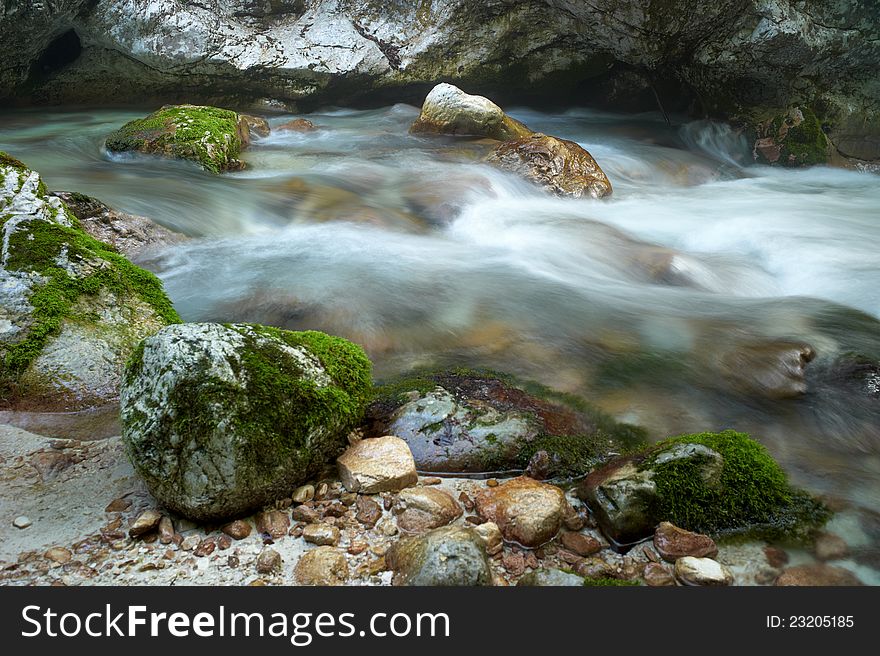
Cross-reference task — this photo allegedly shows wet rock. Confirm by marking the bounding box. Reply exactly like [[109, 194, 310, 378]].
[[158, 516, 175, 545], [217, 535, 232, 550], [393, 487, 463, 533], [386, 526, 492, 586], [292, 505, 321, 524], [775, 564, 863, 586], [44, 547, 72, 564], [52, 191, 185, 259], [487, 133, 612, 199], [560, 532, 602, 557], [409, 83, 532, 142], [120, 322, 371, 521], [674, 557, 733, 586], [764, 546, 789, 569], [303, 523, 341, 546], [278, 118, 317, 132], [525, 450, 553, 480], [337, 435, 418, 494], [255, 510, 290, 539], [752, 107, 830, 168], [240, 114, 270, 140], [474, 476, 565, 548], [517, 568, 585, 586], [355, 496, 382, 528], [643, 562, 676, 586], [813, 532, 849, 561], [193, 539, 216, 557], [294, 547, 349, 586], [473, 521, 503, 556], [129, 510, 162, 538], [255, 548, 281, 575], [653, 522, 718, 562], [13, 516, 32, 529], [502, 551, 526, 576], [180, 535, 201, 551], [708, 340, 816, 399], [292, 485, 315, 504], [222, 520, 252, 540], [574, 557, 617, 579]]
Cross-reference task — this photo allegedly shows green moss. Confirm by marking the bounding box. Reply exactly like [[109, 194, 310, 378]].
[[780, 107, 828, 167], [105, 105, 244, 174], [642, 430, 830, 540], [0, 150, 27, 170], [582, 577, 640, 587], [0, 200, 180, 383]]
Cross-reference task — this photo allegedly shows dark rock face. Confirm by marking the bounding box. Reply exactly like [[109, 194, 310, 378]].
[[1, 2, 877, 165]]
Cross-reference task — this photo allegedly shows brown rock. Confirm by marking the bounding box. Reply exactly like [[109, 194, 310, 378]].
[[775, 564, 863, 586], [348, 541, 368, 555], [525, 450, 552, 480], [303, 523, 341, 546], [255, 548, 282, 574], [292, 485, 315, 504], [474, 476, 565, 547], [222, 520, 252, 540], [129, 510, 162, 538], [562, 504, 586, 531], [294, 547, 349, 586], [337, 436, 418, 493], [420, 477, 442, 486], [355, 496, 382, 528], [643, 562, 676, 586], [653, 521, 718, 562], [291, 505, 321, 524], [813, 532, 849, 561], [502, 551, 526, 577], [278, 118, 317, 132], [241, 114, 270, 139], [193, 539, 216, 557], [574, 557, 617, 579], [255, 510, 290, 538], [217, 535, 232, 550], [393, 487, 462, 533], [158, 517, 174, 545], [560, 532, 602, 557], [711, 340, 816, 399], [764, 546, 789, 569], [473, 521, 503, 556], [487, 133, 612, 199], [458, 492, 474, 511], [105, 497, 132, 513], [44, 547, 72, 564]]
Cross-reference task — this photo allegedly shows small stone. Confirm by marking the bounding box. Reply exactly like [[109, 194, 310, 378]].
[[674, 556, 733, 586], [653, 521, 718, 562], [458, 492, 474, 511], [13, 516, 32, 529], [560, 532, 602, 557], [217, 535, 232, 550], [337, 436, 418, 493], [340, 492, 357, 506], [486, 479, 499, 487], [44, 547, 72, 564], [105, 497, 132, 513], [158, 517, 175, 545], [557, 549, 583, 565], [379, 518, 399, 537], [525, 450, 552, 480], [643, 546, 659, 562], [303, 523, 341, 546], [383, 495, 393, 511], [420, 477, 442, 486], [813, 532, 849, 561], [292, 505, 320, 524], [474, 476, 565, 547], [574, 557, 616, 579], [315, 482, 329, 500], [129, 510, 162, 538], [255, 548, 282, 574], [517, 568, 585, 586], [277, 118, 318, 132], [562, 504, 586, 531], [323, 502, 347, 518], [222, 520, 252, 540], [292, 485, 315, 504], [193, 539, 216, 557], [775, 563, 863, 586], [502, 551, 526, 576], [255, 510, 290, 538], [393, 487, 462, 533], [289, 525, 304, 538], [227, 555, 240, 568], [764, 546, 790, 569], [294, 547, 349, 585], [355, 496, 382, 528], [348, 541, 368, 555], [473, 521, 503, 555], [643, 562, 676, 586], [180, 535, 201, 551]]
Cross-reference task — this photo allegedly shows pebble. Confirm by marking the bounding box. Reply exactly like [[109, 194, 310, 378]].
[[643, 562, 676, 586], [813, 532, 849, 561], [255, 510, 290, 538], [355, 496, 382, 528], [292, 485, 315, 504], [294, 547, 349, 586], [458, 492, 474, 511], [128, 510, 162, 538], [104, 497, 132, 513], [255, 548, 282, 574], [486, 479, 499, 487], [560, 532, 602, 557], [13, 516, 32, 529], [337, 436, 419, 494], [502, 551, 526, 576], [775, 563, 863, 586], [474, 476, 566, 547], [158, 516, 175, 544], [222, 519, 252, 540], [193, 539, 216, 557], [180, 535, 201, 551], [763, 546, 789, 569], [348, 541, 368, 555], [473, 521, 503, 556], [44, 547, 72, 564], [303, 523, 341, 546], [421, 477, 442, 486], [291, 505, 320, 524], [393, 487, 463, 533], [653, 522, 718, 562], [674, 556, 733, 586], [217, 535, 232, 550]]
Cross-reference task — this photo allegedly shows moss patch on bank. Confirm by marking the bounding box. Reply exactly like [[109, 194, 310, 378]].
[[105, 105, 245, 174]]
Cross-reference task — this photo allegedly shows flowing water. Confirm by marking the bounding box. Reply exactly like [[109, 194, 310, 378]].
[[2, 105, 879, 548]]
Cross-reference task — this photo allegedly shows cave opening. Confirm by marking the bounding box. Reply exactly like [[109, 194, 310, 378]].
[[30, 29, 82, 80]]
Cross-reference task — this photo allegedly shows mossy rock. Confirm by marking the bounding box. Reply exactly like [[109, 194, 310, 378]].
[[367, 368, 646, 480], [0, 153, 179, 409], [752, 107, 830, 167], [120, 322, 372, 521], [577, 430, 829, 546], [105, 105, 251, 174]]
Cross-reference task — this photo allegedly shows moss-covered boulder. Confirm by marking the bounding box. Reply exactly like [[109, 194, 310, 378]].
[[487, 133, 613, 199], [752, 107, 831, 167], [409, 83, 532, 141], [367, 369, 645, 479], [105, 105, 259, 174], [577, 430, 829, 547], [120, 322, 372, 521], [0, 153, 179, 410]]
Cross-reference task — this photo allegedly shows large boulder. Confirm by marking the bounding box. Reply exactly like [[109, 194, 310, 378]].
[[368, 370, 645, 478], [386, 526, 492, 586], [577, 430, 830, 546], [0, 152, 179, 410], [487, 133, 613, 199], [120, 322, 372, 521], [105, 105, 262, 174], [410, 83, 532, 141]]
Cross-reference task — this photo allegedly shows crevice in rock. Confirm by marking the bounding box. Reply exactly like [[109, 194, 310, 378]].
[[29, 29, 82, 81]]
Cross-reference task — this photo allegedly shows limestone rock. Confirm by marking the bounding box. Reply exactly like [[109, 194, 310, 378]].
[[393, 487, 462, 533], [255, 548, 282, 575], [775, 564, 863, 586], [302, 523, 341, 546], [410, 84, 532, 141], [129, 509, 162, 537], [386, 526, 492, 586], [517, 568, 585, 586], [474, 476, 565, 548], [337, 435, 418, 494], [294, 547, 349, 586], [674, 556, 734, 586]]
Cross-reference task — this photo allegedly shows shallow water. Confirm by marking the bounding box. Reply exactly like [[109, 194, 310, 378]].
[[2, 104, 879, 532]]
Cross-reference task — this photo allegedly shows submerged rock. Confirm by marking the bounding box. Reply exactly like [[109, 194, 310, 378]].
[[706, 339, 816, 399], [277, 118, 318, 132], [474, 476, 566, 548], [120, 322, 372, 521], [368, 370, 645, 478], [105, 105, 257, 174], [774, 563, 863, 586], [410, 83, 532, 142], [487, 133, 613, 199], [0, 153, 179, 410], [386, 526, 492, 586], [577, 430, 829, 546]]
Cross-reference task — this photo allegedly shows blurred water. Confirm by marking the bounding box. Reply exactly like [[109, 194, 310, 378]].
[[2, 104, 879, 522]]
